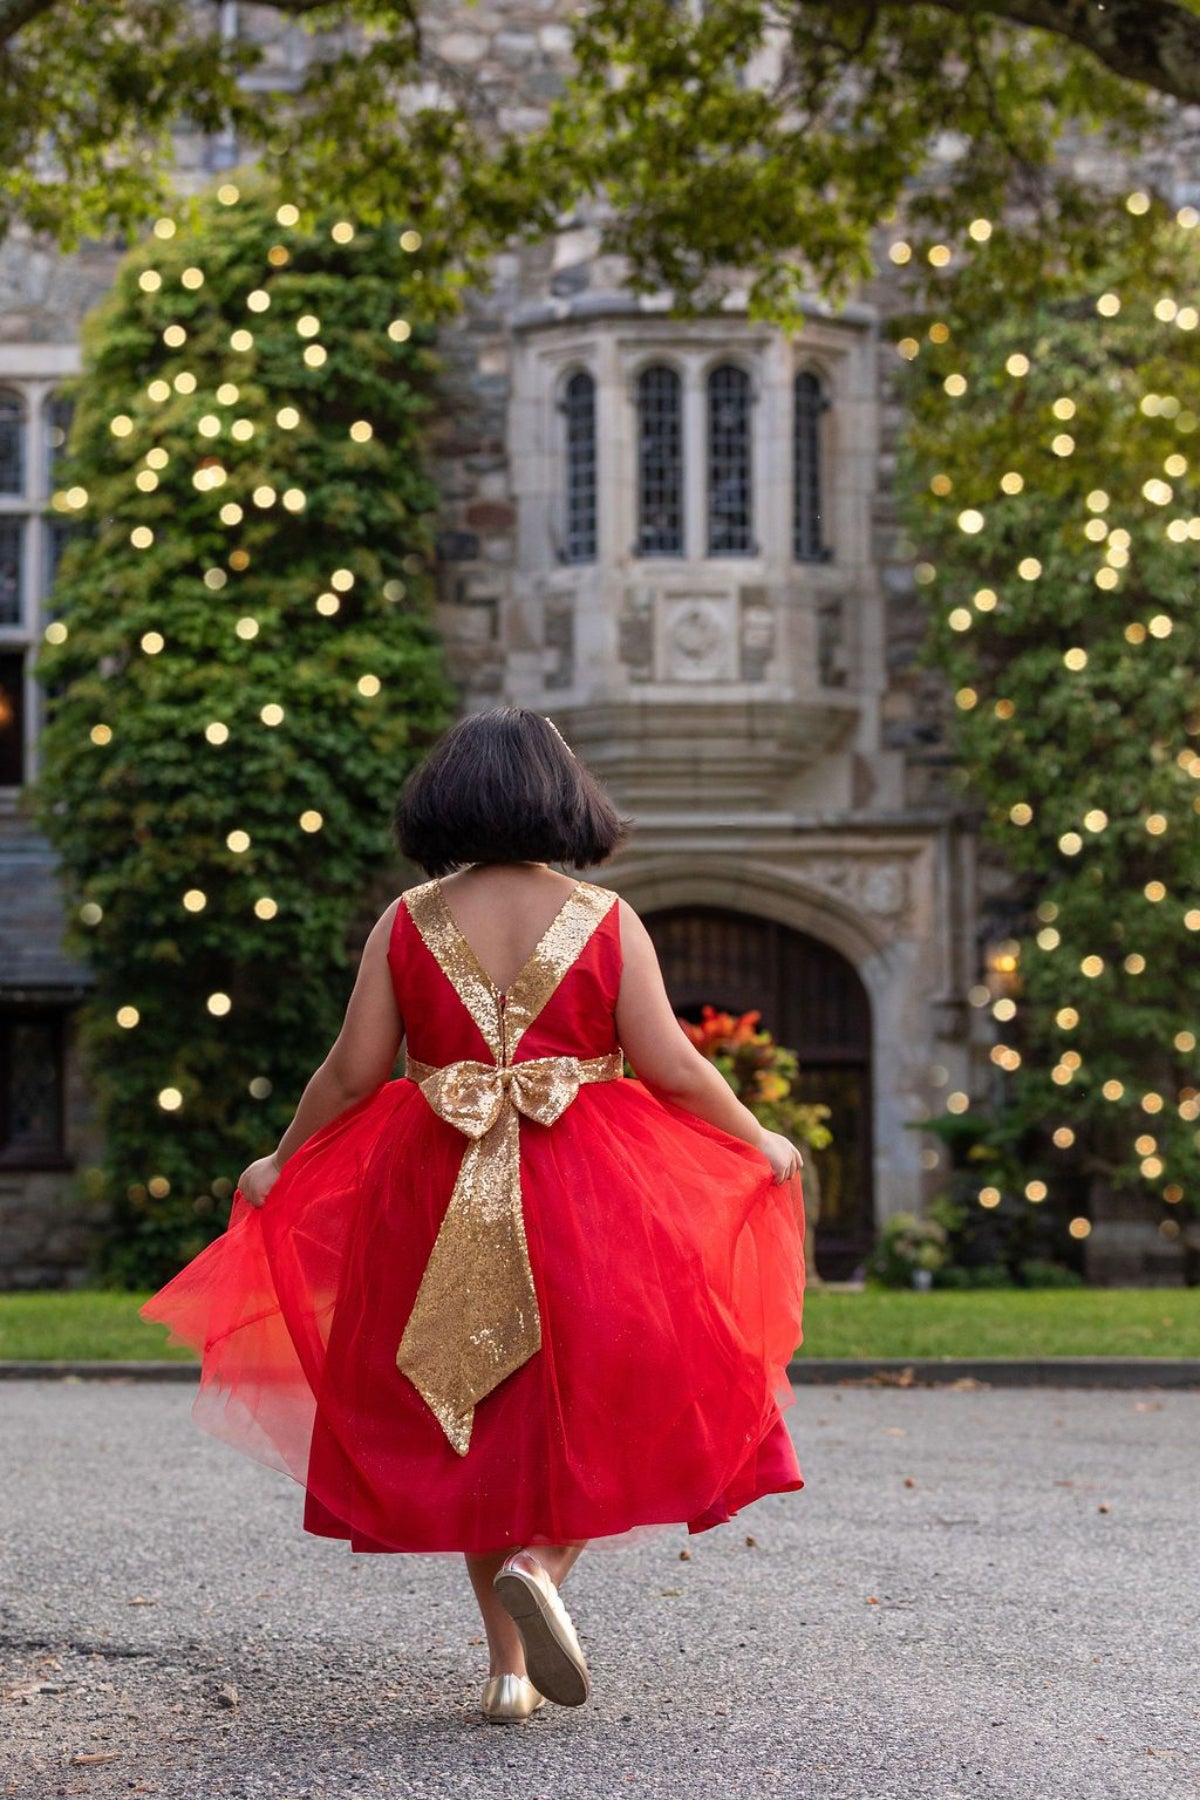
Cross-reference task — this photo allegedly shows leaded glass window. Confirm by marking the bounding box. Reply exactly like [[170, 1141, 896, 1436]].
[[707, 363, 753, 555], [44, 393, 73, 486], [562, 371, 597, 563], [0, 391, 24, 495], [793, 370, 831, 562], [0, 1010, 65, 1161], [0, 653, 24, 787], [636, 365, 683, 556], [0, 519, 22, 625]]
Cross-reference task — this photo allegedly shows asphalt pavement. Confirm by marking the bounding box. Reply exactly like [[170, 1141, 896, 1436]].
[[1, 1380, 1197, 1800]]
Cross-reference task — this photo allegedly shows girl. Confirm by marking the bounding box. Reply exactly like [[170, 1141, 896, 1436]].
[[142, 708, 806, 1724]]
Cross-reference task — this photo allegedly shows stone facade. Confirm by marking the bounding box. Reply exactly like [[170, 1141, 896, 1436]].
[[0, 0, 1188, 1284]]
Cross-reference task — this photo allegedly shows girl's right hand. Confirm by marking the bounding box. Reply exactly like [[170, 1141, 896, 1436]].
[[236, 1153, 282, 1209], [759, 1129, 804, 1184]]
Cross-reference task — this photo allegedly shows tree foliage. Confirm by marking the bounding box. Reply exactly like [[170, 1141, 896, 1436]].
[[32, 181, 453, 1283], [896, 200, 1200, 1223], [0, 0, 1193, 313]]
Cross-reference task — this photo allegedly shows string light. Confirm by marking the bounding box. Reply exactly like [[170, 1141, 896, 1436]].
[[303, 345, 327, 367], [299, 810, 324, 832], [158, 1087, 183, 1110], [388, 320, 412, 343], [116, 1006, 140, 1028], [254, 897, 278, 919]]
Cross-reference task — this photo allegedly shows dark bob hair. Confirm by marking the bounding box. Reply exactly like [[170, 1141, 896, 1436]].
[[393, 708, 630, 876]]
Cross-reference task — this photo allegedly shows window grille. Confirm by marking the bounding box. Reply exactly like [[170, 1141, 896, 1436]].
[[0, 520, 22, 626], [793, 371, 831, 562], [44, 393, 73, 487], [0, 392, 24, 496], [707, 364, 753, 555], [636, 365, 683, 556], [562, 371, 597, 563]]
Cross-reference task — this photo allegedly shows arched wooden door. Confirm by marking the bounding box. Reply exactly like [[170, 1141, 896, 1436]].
[[644, 906, 874, 1278]]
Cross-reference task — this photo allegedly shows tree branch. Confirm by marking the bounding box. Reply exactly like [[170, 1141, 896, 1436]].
[[0, 0, 56, 43], [877, 0, 1200, 107]]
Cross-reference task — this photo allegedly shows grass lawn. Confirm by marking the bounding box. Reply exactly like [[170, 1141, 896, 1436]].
[[797, 1286, 1200, 1359], [0, 1285, 1197, 1363]]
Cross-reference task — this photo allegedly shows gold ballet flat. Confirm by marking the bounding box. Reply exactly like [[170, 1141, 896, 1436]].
[[481, 1672, 546, 1723], [493, 1551, 591, 1707]]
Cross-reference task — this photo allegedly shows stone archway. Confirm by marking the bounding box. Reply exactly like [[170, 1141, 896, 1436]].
[[644, 905, 875, 1279]]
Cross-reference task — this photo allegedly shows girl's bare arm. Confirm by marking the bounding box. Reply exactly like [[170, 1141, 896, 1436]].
[[238, 901, 405, 1202], [613, 898, 801, 1179]]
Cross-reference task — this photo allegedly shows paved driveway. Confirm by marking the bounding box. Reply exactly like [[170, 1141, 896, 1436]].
[[1, 1380, 1196, 1799]]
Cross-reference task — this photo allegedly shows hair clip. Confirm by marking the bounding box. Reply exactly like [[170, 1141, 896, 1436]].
[[543, 715, 577, 759]]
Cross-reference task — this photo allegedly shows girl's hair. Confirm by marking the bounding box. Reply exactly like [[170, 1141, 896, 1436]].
[[393, 708, 629, 876]]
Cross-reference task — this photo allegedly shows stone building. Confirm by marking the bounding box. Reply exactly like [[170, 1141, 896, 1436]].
[[0, 2, 1178, 1285]]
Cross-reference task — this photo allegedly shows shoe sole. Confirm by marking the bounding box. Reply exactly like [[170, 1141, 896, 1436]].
[[482, 1700, 546, 1725], [492, 1569, 591, 1707]]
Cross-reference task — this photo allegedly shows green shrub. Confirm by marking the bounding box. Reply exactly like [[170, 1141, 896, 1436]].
[[32, 178, 454, 1285]]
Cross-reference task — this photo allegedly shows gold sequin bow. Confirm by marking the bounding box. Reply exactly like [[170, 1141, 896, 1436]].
[[398, 1048, 623, 1455]]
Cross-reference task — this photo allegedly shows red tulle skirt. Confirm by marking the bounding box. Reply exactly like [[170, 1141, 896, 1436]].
[[141, 1075, 806, 1555]]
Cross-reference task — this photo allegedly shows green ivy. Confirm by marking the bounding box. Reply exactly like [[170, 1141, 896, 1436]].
[[897, 204, 1200, 1228], [32, 179, 454, 1286]]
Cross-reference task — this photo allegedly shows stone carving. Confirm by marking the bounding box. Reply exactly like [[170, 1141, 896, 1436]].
[[618, 585, 655, 681], [801, 857, 911, 924], [543, 604, 574, 690], [661, 597, 734, 683], [739, 603, 775, 682]]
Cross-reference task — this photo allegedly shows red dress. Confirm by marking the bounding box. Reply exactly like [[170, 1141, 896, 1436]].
[[141, 878, 806, 1553]]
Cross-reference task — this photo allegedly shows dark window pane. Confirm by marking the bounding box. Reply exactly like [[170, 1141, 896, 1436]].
[[0, 1012, 65, 1161], [0, 391, 24, 495], [563, 371, 597, 563], [43, 518, 73, 602], [793, 371, 830, 562], [44, 393, 74, 486], [637, 365, 683, 556], [707, 363, 753, 555], [0, 652, 24, 785], [0, 518, 23, 625]]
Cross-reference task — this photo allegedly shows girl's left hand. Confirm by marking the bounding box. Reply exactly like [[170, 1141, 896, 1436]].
[[236, 1153, 282, 1209]]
